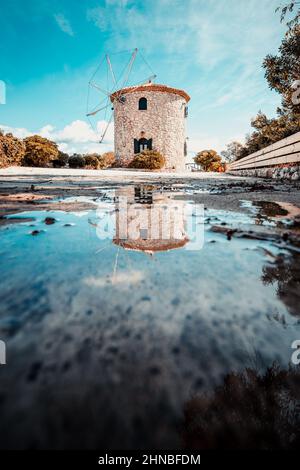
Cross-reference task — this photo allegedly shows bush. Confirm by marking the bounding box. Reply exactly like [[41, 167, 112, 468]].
[[68, 154, 85, 168], [52, 151, 69, 168], [210, 161, 222, 172], [194, 150, 221, 171], [0, 131, 26, 168], [128, 150, 165, 170], [98, 151, 115, 169], [84, 154, 100, 169], [23, 135, 59, 167]]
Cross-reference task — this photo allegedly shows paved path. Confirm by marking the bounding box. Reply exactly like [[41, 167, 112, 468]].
[[0, 166, 250, 181]]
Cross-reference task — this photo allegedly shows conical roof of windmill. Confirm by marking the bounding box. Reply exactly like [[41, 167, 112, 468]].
[[110, 83, 190, 103]]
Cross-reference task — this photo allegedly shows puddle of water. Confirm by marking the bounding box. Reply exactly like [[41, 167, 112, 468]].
[[0, 184, 299, 449], [241, 199, 300, 228]]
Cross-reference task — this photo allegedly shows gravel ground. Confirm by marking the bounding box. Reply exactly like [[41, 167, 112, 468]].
[[1, 166, 300, 218]]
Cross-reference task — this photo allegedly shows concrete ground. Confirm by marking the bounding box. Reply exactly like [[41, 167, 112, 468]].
[[0, 166, 248, 180], [0, 165, 300, 222]]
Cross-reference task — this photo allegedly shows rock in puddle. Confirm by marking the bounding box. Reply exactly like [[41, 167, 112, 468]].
[[44, 217, 56, 225], [211, 225, 300, 250]]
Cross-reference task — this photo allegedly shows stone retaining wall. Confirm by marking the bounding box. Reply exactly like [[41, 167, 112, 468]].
[[228, 164, 300, 180], [228, 131, 300, 180]]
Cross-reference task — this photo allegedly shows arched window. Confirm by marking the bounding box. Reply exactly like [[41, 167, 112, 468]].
[[134, 138, 152, 153], [138, 97, 147, 110]]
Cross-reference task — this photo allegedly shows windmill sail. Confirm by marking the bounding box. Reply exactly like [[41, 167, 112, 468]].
[[86, 48, 156, 144]]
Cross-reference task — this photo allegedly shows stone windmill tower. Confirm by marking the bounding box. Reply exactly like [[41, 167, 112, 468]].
[[86, 50, 190, 171], [110, 82, 190, 171]]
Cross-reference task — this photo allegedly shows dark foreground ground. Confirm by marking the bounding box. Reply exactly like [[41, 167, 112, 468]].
[[0, 172, 299, 449]]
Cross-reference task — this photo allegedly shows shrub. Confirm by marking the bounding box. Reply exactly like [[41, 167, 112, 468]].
[[52, 151, 69, 168], [128, 150, 165, 170], [210, 161, 222, 172], [84, 154, 100, 169], [23, 135, 59, 167], [194, 149, 221, 171], [68, 154, 85, 168], [98, 151, 115, 169], [0, 131, 26, 168]]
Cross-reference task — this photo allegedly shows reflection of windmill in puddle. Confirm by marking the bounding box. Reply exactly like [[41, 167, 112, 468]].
[[113, 186, 189, 254], [91, 185, 189, 284]]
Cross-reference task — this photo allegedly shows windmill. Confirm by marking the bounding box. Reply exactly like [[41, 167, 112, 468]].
[[86, 48, 157, 144]]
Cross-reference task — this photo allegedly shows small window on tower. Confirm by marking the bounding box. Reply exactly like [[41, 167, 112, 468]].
[[138, 97, 147, 110]]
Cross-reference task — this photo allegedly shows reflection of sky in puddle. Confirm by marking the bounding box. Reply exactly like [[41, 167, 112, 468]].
[[204, 206, 255, 226], [240, 199, 298, 227], [0, 185, 299, 448]]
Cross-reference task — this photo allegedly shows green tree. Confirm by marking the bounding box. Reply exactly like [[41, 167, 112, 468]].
[[52, 151, 69, 168], [84, 154, 100, 169], [98, 151, 115, 168], [0, 130, 25, 168], [221, 141, 246, 162], [263, 25, 300, 117], [194, 150, 221, 171], [241, 110, 299, 159], [276, 1, 300, 30], [227, 12, 300, 162], [23, 135, 59, 167], [68, 154, 85, 168]]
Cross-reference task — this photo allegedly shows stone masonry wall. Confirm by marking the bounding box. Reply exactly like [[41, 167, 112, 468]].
[[228, 164, 300, 181], [113, 90, 187, 171]]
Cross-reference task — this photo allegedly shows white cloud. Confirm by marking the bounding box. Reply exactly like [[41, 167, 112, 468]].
[[0, 124, 33, 139], [54, 13, 74, 37], [186, 135, 227, 161], [87, 0, 281, 68], [40, 120, 114, 145], [187, 131, 247, 160], [86, 0, 283, 118], [0, 119, 114, 155]]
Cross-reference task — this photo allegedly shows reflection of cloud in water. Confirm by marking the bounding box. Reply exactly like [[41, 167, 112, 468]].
[[84, 271, 144, 287], [70, 211, 90, 218]]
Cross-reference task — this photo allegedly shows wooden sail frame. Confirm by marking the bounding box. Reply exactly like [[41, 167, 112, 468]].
[[86, 48, 157, 143]]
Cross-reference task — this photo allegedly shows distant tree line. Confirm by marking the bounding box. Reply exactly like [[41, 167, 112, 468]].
[[0, 129, 169, 171], [0, 131, 115, 169], [221, 3, 300, 163]]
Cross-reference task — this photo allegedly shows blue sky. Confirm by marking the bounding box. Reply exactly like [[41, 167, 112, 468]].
[[0, 0, 287, 157]]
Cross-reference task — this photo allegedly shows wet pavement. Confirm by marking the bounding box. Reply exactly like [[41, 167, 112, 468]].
[[0, 178, 299, 449]]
